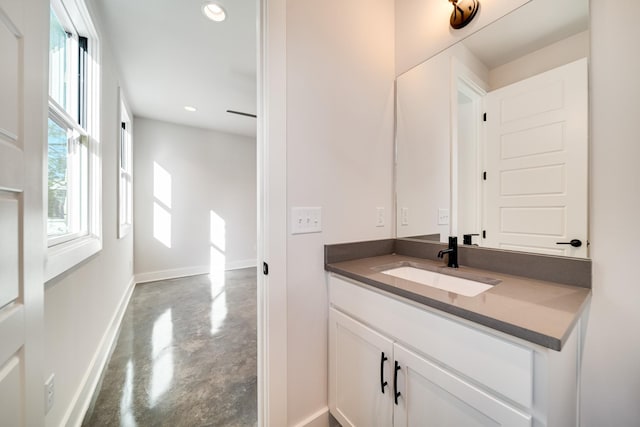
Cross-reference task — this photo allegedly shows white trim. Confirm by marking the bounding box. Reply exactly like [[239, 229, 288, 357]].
[[134, 266, 210, 284], [292, 407, 330, 427], [258, 0, 288, 425], [44, 235, 101, 282], [449, 57, 487, 241], [62, 276, 135, 427], [226, 259, 257, 270], [134, 261, 257, 284], [45, 0, 102, 280], [117, 88, 133, 239]]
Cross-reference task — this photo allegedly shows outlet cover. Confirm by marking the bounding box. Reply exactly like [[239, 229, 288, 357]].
[[45, 374, 55, 414], [438, 208, 450, 225], [376, 207, 385, 227], [401, 207, 409, 226]]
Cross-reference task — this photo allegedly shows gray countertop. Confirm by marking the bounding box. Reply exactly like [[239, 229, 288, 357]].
[[326, 253, 591, 351]]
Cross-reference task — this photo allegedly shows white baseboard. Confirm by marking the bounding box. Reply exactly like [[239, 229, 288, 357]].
[[293, 407, 330, 427], [226, 258, 257, 271], [135, 260, 257, 284], [64, 276, 136, 427], [134, 265, 210, 284]]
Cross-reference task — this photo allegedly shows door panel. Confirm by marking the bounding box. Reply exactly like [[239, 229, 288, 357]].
[[0, 194, 19, 307], [0, 1, 27, 424], [329, 308, 394, 427], [394, 344, 531, 427], [0, 355, 24, 427], [484, 58, 588, 257], [0, 8, 19, 138]]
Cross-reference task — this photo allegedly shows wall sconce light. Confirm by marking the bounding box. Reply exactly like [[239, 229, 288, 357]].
[[448, 0, 479, 29]]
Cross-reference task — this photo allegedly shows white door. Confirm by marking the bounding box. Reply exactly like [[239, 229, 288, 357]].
[[329, 308, 394, 427], [0, 0, 44, 424], [393, 343, 531, 427], [483, 58, 588, 257]]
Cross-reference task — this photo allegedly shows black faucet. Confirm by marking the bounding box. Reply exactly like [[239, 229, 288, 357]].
[[437, 236, 459, 268]]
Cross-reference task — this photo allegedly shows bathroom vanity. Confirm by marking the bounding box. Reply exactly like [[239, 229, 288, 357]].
[[325, 239, 591, 427], [328, 0, 592, 423]]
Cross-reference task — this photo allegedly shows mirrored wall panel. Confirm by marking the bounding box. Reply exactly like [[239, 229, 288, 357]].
[[396, 0, 589, 258]]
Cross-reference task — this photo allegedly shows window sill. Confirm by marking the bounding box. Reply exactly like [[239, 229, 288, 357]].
[[45, 234, 102, 282]]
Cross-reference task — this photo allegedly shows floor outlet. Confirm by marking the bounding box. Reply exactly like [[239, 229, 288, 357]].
[[45, 374, 55, 414]]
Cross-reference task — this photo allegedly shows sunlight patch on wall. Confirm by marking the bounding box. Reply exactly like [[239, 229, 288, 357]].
[[153, 162, 172, 248], [153, 162, 172, 208], [153, 203, 172, 248], [210, 210, 226, 252]]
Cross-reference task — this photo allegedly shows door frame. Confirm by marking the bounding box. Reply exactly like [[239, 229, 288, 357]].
[[257, 0, 288, 425], [450, 58, 487, 241]]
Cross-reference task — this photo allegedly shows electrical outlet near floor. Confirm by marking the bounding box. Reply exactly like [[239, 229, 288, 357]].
[[45, 374, 55, 414]]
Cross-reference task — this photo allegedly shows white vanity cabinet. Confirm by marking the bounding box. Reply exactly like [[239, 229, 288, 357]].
[[328, 274, 580, 427], [392, 342, 530, 427], [329, 308, 394, 427]]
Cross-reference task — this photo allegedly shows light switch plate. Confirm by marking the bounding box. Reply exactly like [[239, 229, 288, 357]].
[[401, 207, 409, 226], [291, 207, 322, 234], [438, 208, 450, 225], [376, 207, 385, 227]]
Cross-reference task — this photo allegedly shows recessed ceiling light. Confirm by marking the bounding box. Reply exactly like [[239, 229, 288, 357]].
[[184, 106, 197, 112], [202, 2, 226, 22]]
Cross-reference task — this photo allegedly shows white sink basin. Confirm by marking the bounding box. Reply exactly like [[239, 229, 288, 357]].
[[381, 266, 492, 297]]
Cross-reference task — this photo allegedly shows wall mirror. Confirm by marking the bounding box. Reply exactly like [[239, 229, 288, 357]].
[[395, 0, 589, 258]]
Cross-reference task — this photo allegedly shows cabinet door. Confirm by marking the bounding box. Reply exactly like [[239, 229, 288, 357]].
[[329, 308, 394, 427], [393, 344, 531, 427]]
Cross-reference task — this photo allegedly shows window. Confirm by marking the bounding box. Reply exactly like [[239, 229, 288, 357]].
[[46, 0, 100, 280], [118, 92, 133, 238]]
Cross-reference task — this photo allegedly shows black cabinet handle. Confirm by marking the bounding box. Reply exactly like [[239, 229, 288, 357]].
[[394, 361, 402, 405], [380, 352, 388, 393], [556, 239, 582, 248]]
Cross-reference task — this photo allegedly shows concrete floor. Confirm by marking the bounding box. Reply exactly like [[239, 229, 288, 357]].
[[82, 268, 257, 427]]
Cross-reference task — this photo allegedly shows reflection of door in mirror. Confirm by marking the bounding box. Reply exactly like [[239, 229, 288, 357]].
[[482, 59, 588, 258], [395, 0, 589, 257], [453, 59, 588, 258]]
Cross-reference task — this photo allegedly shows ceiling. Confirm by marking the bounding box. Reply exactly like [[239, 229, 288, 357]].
[[94, 0, 257, 137]]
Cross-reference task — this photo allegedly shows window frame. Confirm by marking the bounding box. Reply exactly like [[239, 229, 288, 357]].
[[45, 0, 102, 282], [117, 90, 133, 238]]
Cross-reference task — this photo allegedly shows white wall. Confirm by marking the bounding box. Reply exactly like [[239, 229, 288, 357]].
[[285, 0, 395, 424], [489, 30, 589, 90], [43, 6, 135, 426], [133, 118, 256, 281], [580, 0, 640, 424]]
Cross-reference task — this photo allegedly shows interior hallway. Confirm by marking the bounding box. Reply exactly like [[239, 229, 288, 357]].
[[82, 268, 257, 426]]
